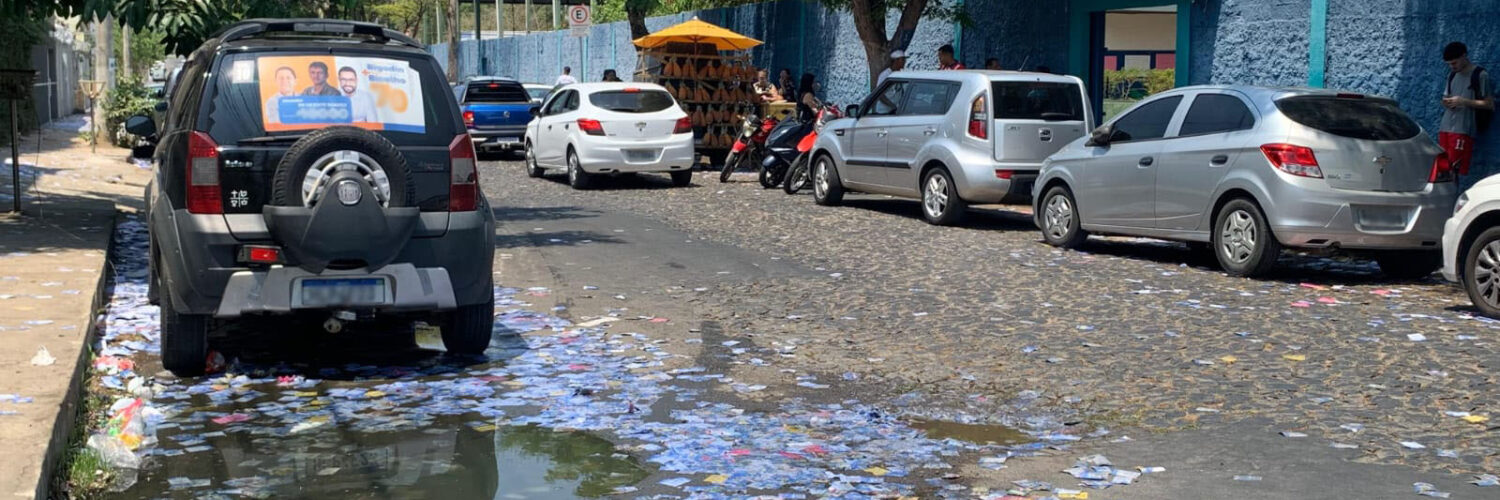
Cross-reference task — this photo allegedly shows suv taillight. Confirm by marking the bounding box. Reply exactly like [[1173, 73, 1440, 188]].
[[462, 110, 475, 128], [968, 95, 988, 139], [1430, 154, 1455, 183], [448, 134, 478, 211], [1261, 143, 1323, 178], [674, 116, 693, 134], [186, 131, 222, 214]]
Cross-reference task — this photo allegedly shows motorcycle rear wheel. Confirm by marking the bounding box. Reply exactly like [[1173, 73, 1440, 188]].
[[783, 155, 809, 194]]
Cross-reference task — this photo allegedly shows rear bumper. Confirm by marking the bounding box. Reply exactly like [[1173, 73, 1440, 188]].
[[157, 207, 494, 316], [577, 135, 695, 173], [1267, 182, 1456, 251], [470, 126, 527, 149], [216, 264, 457, 318], [954, 162, 1039, 204]]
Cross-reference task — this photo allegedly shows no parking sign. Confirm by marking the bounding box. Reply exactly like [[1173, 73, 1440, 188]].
[[568, 5, 590, 37]]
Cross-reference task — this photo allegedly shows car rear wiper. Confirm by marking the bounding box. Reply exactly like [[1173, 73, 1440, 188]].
[[238, 134, 306, 144]]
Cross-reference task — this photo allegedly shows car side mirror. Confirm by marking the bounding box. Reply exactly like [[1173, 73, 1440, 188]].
[[154, 101, 167, 112], [1086, 124, 1114, 147], [845, 104, 859, 118], [125, 115, 157, 138], [530, 106, 543, 117]]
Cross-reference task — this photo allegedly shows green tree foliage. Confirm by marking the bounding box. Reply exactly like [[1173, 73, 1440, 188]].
[[115, 27, 168, 77]]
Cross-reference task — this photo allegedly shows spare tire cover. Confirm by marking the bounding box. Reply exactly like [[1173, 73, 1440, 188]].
[[271, 126, 414, 208]]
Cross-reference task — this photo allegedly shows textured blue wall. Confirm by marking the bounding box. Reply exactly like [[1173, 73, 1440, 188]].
[[432, 0, 956, 106], [959, 0, 1070, 73]]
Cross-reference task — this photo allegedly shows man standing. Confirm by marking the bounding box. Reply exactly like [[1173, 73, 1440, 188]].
[[301, 61, 341, 96], [555, 66, 578, 87], [938, 44, 965, 70], [877, 50, 906, 86], [338, 66, 379, 123], [1441, 42, 1493, 177]]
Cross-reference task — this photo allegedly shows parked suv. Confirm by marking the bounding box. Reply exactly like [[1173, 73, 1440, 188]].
[[809, 71, 1093, 225], [454, 76, 534, 157], [128, 19, 497, 376], [1035, 86, 1456, 278]]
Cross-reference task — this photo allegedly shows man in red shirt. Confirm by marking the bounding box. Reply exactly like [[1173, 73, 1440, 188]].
[[938, 44, 965, 70]]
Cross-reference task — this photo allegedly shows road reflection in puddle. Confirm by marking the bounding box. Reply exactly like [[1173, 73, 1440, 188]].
[[122, 422, 647, 499]]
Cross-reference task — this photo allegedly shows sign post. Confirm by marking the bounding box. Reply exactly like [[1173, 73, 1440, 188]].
[[568, 5, 590, 38], [1, 69, 37, 213]]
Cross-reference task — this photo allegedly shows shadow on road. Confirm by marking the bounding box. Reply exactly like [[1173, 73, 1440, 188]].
[[1073, 237, 1440, 287], [536, 172, 694, 191], [839, 197, 1039, 232]]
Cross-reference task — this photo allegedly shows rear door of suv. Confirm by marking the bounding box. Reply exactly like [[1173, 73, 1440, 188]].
[[199, 47, 464, 238], [991, 79, 1090, 169]]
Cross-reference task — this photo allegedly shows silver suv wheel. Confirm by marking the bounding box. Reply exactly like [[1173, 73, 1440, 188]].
[[300, 150, 392, 207], [923, 174, 949, 219]]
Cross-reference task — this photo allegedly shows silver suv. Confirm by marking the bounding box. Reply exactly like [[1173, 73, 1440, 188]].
[[1034, 85, 1457, 278], [809, 71, 1093, 225]]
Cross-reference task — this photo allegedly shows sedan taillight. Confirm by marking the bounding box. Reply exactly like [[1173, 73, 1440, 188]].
[[577, 118, 605, 136], [674, 116, 693, 134], [1261, 143, 1322, 178], [186, 131, 222, 214], [448, 134, 478, 211], [1430, 154, 1455, 183]]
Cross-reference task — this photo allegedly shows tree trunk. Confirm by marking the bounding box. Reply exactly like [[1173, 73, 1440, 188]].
[[848, 0, 888, 92], [626, 8, 650, 42], [447, 0, 460, 82]]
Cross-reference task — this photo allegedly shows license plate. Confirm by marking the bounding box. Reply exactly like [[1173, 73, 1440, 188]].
[[624, 149, 658, 162], [295, 277, 389, 308], [1353, 206, 1413, 230], [492, 136, 519, 144]]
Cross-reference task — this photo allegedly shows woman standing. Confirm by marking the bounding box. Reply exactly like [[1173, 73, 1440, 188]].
[[796, 73, 822, 123]]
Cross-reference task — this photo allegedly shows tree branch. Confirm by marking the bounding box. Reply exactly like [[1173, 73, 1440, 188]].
[[894, 0, 928, 40]]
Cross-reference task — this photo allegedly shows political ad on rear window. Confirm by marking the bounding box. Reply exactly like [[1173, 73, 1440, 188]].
[[252, 55, 425, 133]]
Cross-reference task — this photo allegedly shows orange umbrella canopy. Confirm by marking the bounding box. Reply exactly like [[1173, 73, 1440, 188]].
[[632, 17, 763, 51]]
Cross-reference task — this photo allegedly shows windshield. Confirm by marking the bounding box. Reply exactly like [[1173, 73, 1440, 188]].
[[1275, 96, 1421, 141], [991, 81, 1085, 121], [588, 90, 675, 113], [527, 87, 551, 101], [203, 51, 458, 146]]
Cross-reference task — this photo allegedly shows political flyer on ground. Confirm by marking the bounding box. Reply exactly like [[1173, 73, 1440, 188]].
[[256, 55, 425, 133]]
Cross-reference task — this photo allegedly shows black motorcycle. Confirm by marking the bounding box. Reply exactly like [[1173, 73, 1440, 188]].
[[757, 113, 818, 189]]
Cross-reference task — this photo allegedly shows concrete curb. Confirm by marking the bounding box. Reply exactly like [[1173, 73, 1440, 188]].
[[33, 209, 119, 499]]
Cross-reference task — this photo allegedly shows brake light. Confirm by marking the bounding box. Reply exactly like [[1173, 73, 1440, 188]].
[[968, 95, 988, 139], [186, 131, 222, 214], [994, 169, 1013, 179], [487, 83, 499, 89], [1261, 143, 1323, 178], [577, 118, 605, 136], [623, 87, 641, 93], [448, 134, 478, 211], [238, 245, 282, 265], [674, 116, 693, 134], [1430, 154, 1455, 183], [462, 110, 474, 128]]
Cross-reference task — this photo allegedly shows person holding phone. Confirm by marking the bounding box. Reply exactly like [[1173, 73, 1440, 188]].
[[1440, 42, 1493, 177]]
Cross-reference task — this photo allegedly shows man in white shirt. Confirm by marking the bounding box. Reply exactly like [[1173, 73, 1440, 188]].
[[877, 50, 906, 87], [338, 66, 380, 123], [554, 66, 578, 87]]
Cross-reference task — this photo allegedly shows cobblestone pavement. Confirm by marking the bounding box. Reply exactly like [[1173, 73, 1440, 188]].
[[480, 161, 1500, 478]]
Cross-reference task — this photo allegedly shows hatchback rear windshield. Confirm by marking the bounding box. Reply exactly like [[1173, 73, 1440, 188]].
[[589, 90, 676, 113], [1275, 96, 1421, 141], [991, 82, 1084, 121], [464, 81, 530, 102], [202, 51, 458, 146]]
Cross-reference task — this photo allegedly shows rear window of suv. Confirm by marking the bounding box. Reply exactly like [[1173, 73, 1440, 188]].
[[463, 81, 530, 102], [202, 51, 459, 146], [1275, 96, 1421, 141], [992, 81, 1085, 121], [589, 90, 676, 113]]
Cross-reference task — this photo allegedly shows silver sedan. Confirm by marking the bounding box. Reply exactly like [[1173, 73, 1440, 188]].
[[1034, 85, 1458, 278]]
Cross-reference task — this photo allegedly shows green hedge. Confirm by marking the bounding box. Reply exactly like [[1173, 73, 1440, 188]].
[[1103, 68, 1175, 100], [103, 77, 156, 147]]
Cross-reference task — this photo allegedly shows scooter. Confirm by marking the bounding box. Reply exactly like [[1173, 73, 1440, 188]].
[[782, 104, 842, 194], [758, 104, 839, 189], [719, 109, 786, 183]]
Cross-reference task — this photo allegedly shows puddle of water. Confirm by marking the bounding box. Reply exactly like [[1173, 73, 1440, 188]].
[[122, 422, 648, 499], [906, 418, 1030, 446]]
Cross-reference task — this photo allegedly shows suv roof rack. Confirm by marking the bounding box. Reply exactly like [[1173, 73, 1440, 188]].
[[216, 19, 424, 50]]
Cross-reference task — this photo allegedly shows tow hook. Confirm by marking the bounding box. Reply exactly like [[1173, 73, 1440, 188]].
[[324, 310, 358, 333]]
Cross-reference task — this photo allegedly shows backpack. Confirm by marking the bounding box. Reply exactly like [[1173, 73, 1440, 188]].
[[1449, 66, 1492, 132]]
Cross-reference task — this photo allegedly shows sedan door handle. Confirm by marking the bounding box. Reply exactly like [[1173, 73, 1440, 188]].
[[1210, 154, 1229, 165], [1138, 156, 1154, 167], [922, 128, 937, 136]]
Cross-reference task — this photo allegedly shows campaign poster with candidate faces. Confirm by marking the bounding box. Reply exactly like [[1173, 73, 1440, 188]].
[[253, 55, 425, 133]]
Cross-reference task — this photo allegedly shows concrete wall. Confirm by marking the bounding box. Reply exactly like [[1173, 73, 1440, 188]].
[[957, 0, 1070, 73], [432, 0, 957, 106], [1105, 12, 1176, 51]]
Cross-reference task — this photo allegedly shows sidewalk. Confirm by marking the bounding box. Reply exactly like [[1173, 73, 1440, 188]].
[[0, 119, 150, 499]]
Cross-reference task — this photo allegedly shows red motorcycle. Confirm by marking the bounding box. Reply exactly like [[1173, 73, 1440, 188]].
[[782, 104, 842, 194], [719, 109, 785, 183]]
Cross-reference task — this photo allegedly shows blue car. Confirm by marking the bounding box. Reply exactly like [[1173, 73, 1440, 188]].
[[454, 77, 535, 157]]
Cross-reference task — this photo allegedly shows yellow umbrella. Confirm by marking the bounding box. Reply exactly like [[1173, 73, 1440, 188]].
[[633, 17, 762, 51]]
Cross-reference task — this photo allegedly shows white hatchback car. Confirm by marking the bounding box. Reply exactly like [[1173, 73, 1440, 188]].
[[1442, 174, 1500, 317], [523, 83, 695, 189]]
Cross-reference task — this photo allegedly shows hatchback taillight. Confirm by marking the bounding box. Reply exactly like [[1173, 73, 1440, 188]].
[[448, 134, 478, 211], [968, 95, 988, 139], [674, 116, 693, 134], [186, 131, 222, 214], [1261, 143, 1323, 178], [577, 118, 605, 136], [462, 110, 475, 128], [1430, 154, 1455, 183]]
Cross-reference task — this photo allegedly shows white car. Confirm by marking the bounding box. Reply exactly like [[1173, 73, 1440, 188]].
[[1442, 174, 1500, 317], [524, 83, 552, 104], [523, 83, 695, 189]]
